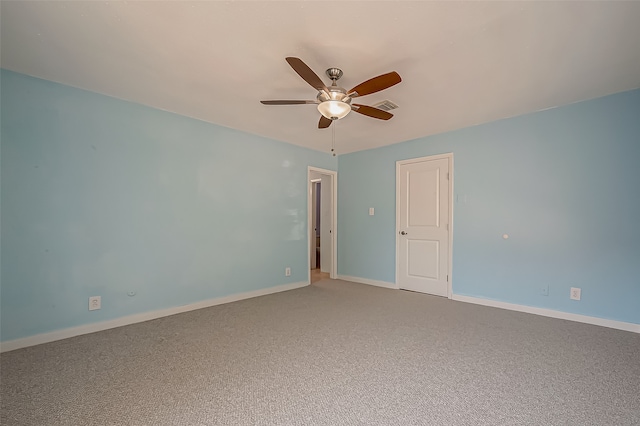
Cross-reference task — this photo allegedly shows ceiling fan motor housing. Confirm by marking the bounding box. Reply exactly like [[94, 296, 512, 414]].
[[317, 86, 350, 103]]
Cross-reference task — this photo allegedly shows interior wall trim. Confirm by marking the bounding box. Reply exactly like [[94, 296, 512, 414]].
[[0, 281, 309, 353], [335, 276, 639, 333], [452, 294, 640, 334], [336, 275, 398, 290], [307, 166, 338, 282]]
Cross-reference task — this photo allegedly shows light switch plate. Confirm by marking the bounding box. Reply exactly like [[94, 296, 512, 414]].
[[369, 208, 374, 216]]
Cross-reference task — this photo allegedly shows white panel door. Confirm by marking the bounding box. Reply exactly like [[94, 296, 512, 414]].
[[397, 157, 450, 296]]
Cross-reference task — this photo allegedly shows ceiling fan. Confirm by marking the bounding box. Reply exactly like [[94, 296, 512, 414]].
[[261, 57, 402, 129]]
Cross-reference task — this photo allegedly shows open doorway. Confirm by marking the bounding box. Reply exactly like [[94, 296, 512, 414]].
[[308, 167, 337, 284]]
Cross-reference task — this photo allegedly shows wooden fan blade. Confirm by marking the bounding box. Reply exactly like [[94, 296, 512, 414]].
[[349, 72, 401, 97], [261, 100, 317, 105], [318, 116, 333, 129], [286, 57, 327, 92], [352, 104, 394, 120]]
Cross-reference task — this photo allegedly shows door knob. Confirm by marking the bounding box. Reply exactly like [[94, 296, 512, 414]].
[[400, 231, 408, 235]]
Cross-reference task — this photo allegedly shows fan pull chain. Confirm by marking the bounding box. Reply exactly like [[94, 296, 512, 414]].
[[331, 122, 336, 157]]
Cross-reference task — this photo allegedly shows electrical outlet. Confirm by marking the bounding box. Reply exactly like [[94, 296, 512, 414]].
[[570, 287, 581, 301], [89, 296, 101, 311], [285, 267, 291, 277], [541, 284, 549, 296]]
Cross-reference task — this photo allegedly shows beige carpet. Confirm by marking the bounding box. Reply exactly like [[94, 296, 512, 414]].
[[1, 279, 639, 425]]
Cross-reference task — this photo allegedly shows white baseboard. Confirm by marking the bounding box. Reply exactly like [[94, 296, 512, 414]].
[[0, 281, 308, 353], [336, 275, 398, 290], [451, 294, 640, 334], [335, 276, 639, 333]]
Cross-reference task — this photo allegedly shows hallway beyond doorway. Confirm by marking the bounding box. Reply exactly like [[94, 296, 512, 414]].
[[310, 269, 330, 284]]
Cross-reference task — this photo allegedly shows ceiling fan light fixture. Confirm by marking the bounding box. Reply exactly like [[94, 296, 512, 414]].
[[261, 58, 401, 127], [317, 100, 351, 120]]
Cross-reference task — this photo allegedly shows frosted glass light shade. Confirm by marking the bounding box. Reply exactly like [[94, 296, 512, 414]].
[[317, 101, 351, 120]]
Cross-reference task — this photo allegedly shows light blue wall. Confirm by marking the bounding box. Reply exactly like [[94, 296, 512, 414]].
[[2, 69, 638, 342], [338, 89, 640, 325], [1, 70, 336, 342]]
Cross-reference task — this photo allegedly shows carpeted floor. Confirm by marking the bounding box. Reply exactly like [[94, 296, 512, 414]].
[[1, 279, 639, 425]]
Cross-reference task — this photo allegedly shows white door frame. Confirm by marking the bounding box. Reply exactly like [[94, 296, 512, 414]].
[[395, 153, 454, 298], [307, 167, 338, 283], [310, 180, 320, 270]]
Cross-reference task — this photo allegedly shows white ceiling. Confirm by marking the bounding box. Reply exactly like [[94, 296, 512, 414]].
[[2, 1, 639, 155]]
